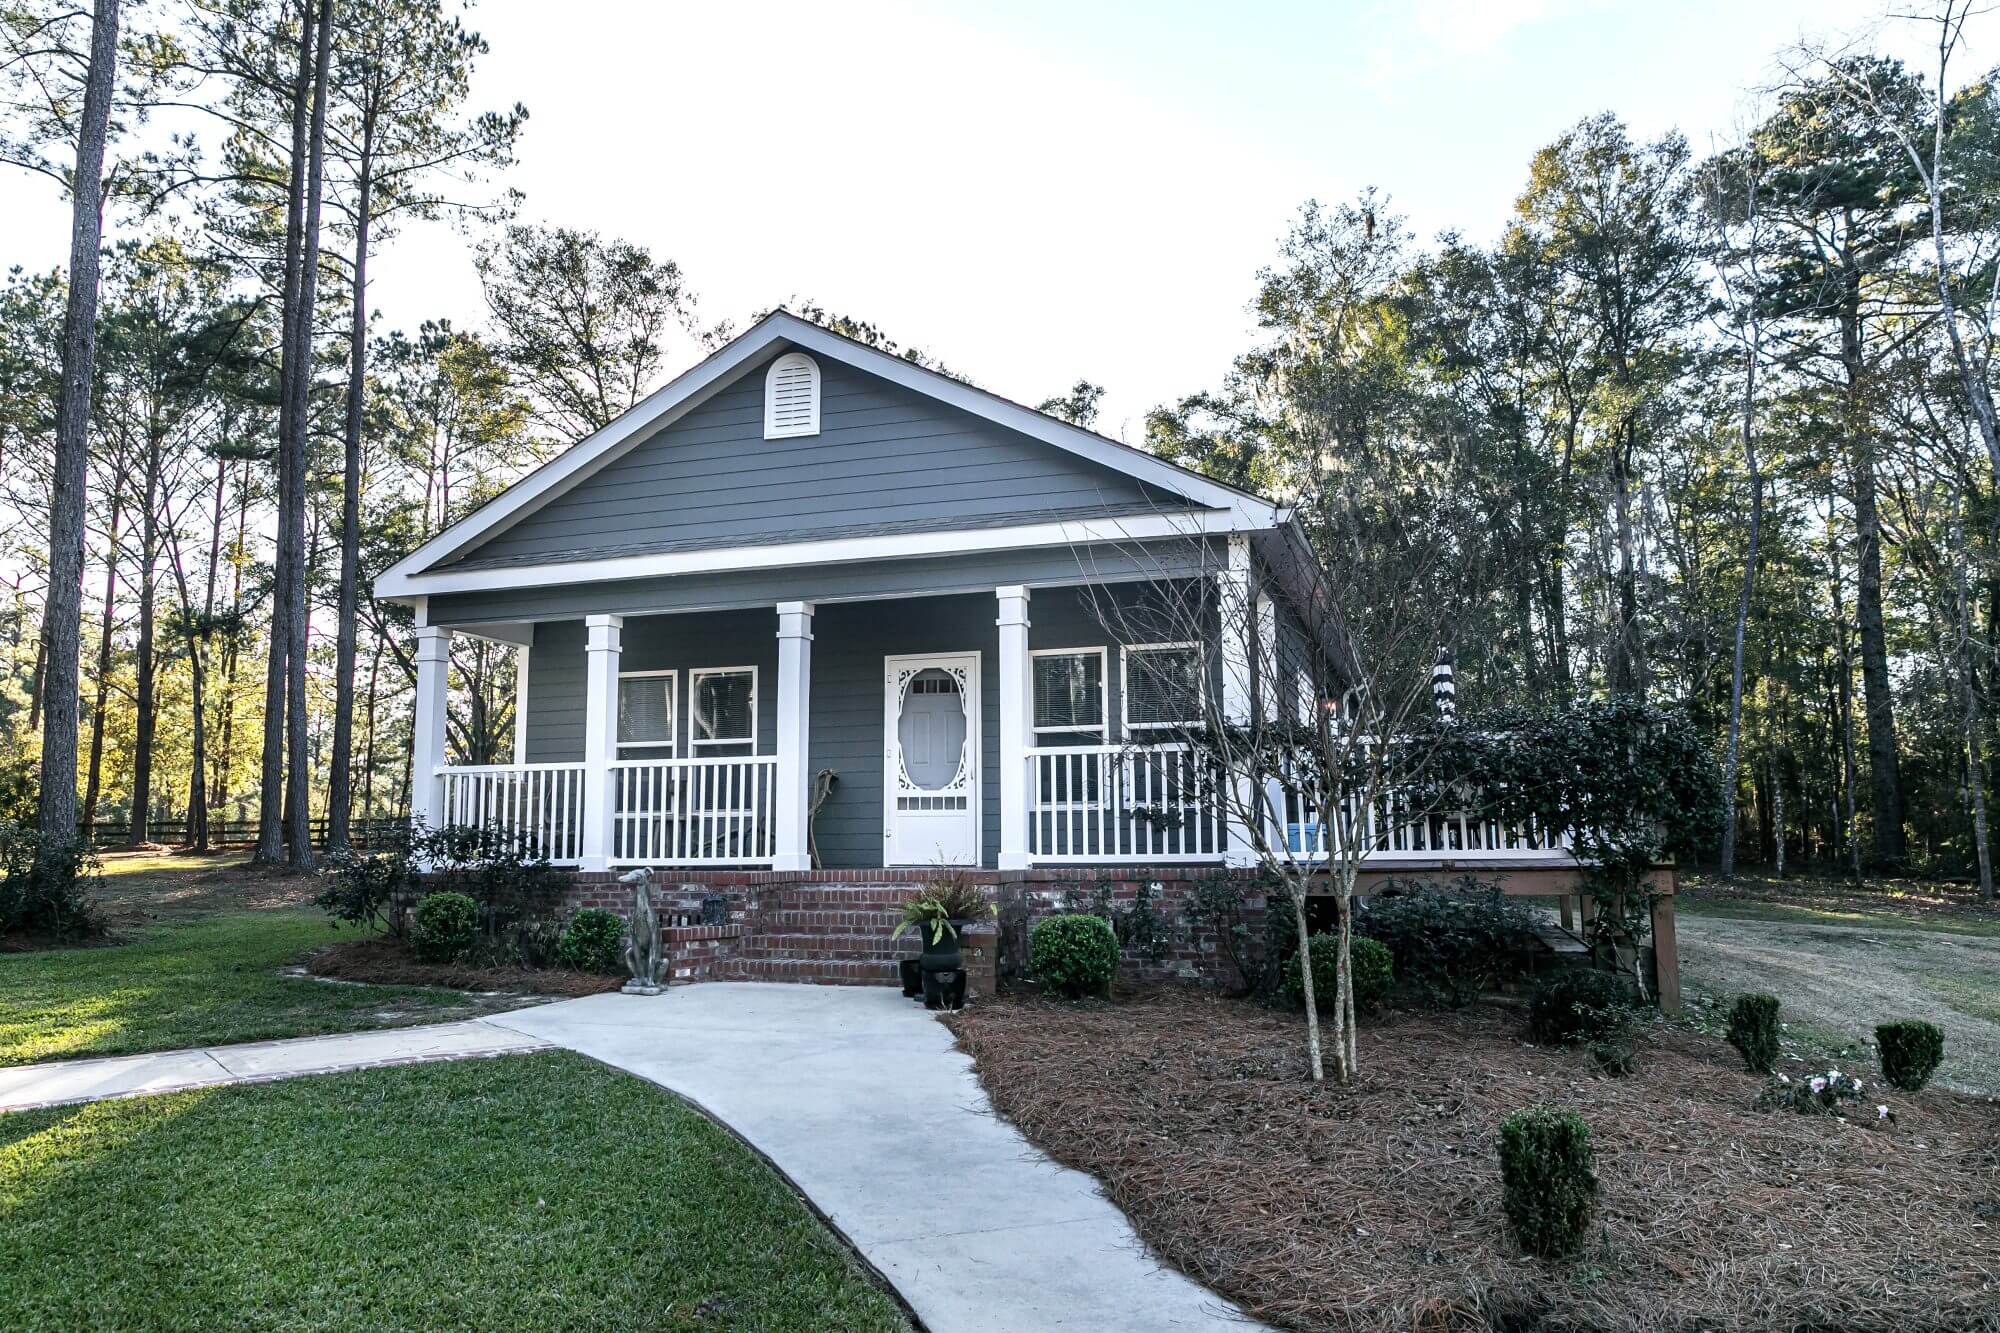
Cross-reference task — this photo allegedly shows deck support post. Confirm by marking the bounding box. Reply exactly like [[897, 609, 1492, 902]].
[[1650, 881, 1681, 1014], [997, 586, 1033, 870], [580, 613, 623, 871], [773, 601, 815, 871], [411, 622, 451, 857], [1220, 537, 1259, 867]]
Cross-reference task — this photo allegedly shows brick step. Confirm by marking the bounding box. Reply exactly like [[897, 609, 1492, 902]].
[[720, 956, 902, 986], [749, 909, 910, 931], [736, 934, 914, 963]]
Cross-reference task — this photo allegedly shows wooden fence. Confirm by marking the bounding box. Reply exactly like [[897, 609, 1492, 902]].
[[81, 816, 411, 852]]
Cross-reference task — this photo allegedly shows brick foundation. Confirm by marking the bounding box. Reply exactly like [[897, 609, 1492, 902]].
[[553, 866, 1271, 996]]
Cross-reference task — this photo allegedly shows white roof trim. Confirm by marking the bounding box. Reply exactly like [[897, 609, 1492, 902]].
[[378, 509, 1256, 600], [378, 310, 1274, 586]]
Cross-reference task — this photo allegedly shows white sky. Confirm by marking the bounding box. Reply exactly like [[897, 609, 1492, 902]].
[[2, 0, 1971, 441]]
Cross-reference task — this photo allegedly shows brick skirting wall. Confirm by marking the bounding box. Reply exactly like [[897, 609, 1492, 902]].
[[557, 866, 1277, 996]]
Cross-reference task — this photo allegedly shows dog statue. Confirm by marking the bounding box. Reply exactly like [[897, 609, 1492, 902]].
[[618, 867, 667, 994]]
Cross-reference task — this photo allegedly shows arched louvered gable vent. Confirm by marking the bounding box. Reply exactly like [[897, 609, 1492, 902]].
[[764, 351, 821, 439]]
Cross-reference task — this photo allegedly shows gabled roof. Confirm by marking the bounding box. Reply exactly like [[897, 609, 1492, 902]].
[[377, 310, 1281, 599]]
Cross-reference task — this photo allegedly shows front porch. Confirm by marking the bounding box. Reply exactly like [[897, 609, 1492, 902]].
[[412, 583, 1587, 878]]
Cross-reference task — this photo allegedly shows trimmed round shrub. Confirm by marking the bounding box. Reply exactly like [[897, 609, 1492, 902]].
[[1498, 1106, 1598, 1259], [1726, 992, 1782, 1073], [1280, 933, 1394, 1015], [1029, 914, 1118, 998], [557, 908, 627, 975], [1875, 1019, 1944, 1092], [1527, 970, 1636, 1048], [412, 891, 479, 963]]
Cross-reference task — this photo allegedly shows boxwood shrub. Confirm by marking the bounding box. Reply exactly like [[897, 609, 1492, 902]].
[[1029, 913, 1118, 998], [1875, 1019, 1944, 1092], [1726, 992, 1782, 1073], [1280, 933, 1393, 1015], [557, 908, 628, 975], [413, 891, 479, 963], [1498, 1106, 1597, 1258]]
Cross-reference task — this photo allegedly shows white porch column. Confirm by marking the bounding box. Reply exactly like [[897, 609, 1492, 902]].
[[773, 601, 815, 871], [411, 623, 450, 839], [580, 613, 623, 871], [1218, 535, 1258, 866], [513, 634, 532, 763], [996, 586, 1033, 870], [1255, 589, 1279, 722], [1219, 534, 1254, 725]]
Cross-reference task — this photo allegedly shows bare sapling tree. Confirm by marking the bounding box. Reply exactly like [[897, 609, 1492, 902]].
[[1088, 480, 1483, 1084]]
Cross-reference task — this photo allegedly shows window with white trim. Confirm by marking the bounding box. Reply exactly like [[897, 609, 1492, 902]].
[[691, 666, 757, 749], [1122, 642, 1203, 733], [764, 352, 820, 439], [617, 670, 677, 756], [1031, 647, 1106, 741]]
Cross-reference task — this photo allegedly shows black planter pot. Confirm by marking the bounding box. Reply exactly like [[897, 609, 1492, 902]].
[[918, 925, 962, 974]]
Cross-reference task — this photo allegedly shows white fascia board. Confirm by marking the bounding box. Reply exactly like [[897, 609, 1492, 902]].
[[380, 311, 1273, 586], [377, 509, 1265, 600]]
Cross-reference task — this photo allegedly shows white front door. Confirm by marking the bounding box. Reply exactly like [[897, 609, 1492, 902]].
[[884, 652, 981, 865]]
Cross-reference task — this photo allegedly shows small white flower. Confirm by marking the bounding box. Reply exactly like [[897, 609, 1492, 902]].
[[1877, 1105, 1890, 1120], [1777, 1073, 1790, 1084], [1810, 1077, 1828, 1094]]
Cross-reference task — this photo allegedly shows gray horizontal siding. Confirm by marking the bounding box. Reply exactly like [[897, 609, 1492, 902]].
[[459, 347, 1172, 565], [426, 538, 1221, 627], [516, 583, 1207, 868]]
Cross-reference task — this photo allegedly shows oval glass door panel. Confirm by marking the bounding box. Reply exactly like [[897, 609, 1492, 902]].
[[898, 669, 966, 790]]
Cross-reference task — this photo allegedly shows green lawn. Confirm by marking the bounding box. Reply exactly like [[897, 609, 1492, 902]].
[[0, 910, 514, 1066], [0, 1052, 911, 1332]]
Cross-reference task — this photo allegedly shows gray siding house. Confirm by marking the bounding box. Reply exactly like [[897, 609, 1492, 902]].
[[377, 310, 1337, 873]]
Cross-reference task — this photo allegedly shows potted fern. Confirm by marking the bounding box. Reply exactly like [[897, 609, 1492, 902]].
[[890, 869, 993, 972]]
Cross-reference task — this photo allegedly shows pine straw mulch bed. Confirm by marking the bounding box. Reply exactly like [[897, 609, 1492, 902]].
[[304, 936, 623, 997], [943, 992, 2000, 1333]]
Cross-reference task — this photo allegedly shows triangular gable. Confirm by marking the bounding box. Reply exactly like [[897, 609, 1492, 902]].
[[450, 345, 1183, 569], [379, 311, 1275, 592]]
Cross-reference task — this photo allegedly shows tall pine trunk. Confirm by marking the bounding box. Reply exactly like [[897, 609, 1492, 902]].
[[1843, 284, 1904, 866], [81, 477, 124, 837], [1719, 309, 1763, 876], [256, 0, 318, 867], [126, 424, 162, 847], [280, 0, 335, 871], [36, 0, 122, 852], [327, 134, 373, 855]]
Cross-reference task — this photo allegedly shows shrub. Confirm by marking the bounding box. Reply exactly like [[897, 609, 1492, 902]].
[[0, 821, 101, 940], [1527, 969, 1637, 1048], [315, 849, 416, 936], [557, 908, 627, 974], [413, 891, 479, 963], [1725, 992, 1782, 1073], [1029, 913, 1118, 998], [1875, 1020, 1944, 1092], [1497, 1107, 1597, 1259], [411, 823, 572, 963], [1280, 933, 1394, 1015], [1757, 1067, 1878, 1119], [1355, 880, 1541, 1007]]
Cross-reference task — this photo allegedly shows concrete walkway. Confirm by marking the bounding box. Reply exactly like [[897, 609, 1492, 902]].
[[489, 985, 1257, 1332], [0, 1019, 551, 1113], [2, 986, 1257, 1331]]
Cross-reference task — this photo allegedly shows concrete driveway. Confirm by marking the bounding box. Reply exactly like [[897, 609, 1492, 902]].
[[488, 984, 1258, 1332]]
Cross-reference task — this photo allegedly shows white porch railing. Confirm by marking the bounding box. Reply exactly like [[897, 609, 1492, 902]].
[[1279, 781, 1574, 865], [1027, 743, 1228, 863], [609, 755, 777, 866], [438, 762, 586, 864]]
